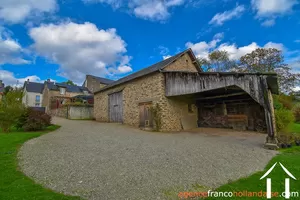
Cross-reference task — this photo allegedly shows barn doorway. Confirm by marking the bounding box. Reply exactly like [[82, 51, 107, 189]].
[[139, 102, 153, 130], [108, 91, 123, 123]]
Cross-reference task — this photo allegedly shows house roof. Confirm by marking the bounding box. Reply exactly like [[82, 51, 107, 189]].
[[94, 48, 200, 94], [87, 75, 115, 85], [46, 82, 90, 93], [24, 82, 44, 94]]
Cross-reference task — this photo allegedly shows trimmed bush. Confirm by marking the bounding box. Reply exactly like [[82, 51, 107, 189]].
[[275, 108, 295, 131], [16, 108, 52, 131]]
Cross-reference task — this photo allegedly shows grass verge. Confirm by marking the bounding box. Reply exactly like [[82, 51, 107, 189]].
[[0, 125, 81, 200], [285, 123, 300, 134], [210, 147, 300, 199], [164, 147, 300, 199]]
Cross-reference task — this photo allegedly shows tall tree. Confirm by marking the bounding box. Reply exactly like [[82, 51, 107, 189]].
[[240, 48, 299, 93], [197, 50, 237, 72], [63, 80, 77, 86]]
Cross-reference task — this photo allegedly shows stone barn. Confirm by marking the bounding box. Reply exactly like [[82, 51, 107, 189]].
[[94, 49, 278, 146]]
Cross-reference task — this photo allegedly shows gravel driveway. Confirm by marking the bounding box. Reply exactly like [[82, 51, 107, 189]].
[[18, 118, 277, 200]]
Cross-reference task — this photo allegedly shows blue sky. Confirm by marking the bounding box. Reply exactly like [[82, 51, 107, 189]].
[[0, 0, 300, 86]]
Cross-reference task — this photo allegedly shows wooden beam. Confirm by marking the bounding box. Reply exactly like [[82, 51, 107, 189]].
[[196, 92, 247, 100]]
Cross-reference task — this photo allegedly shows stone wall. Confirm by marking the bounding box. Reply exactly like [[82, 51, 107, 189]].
[[52, 105, 93, 119], [85, 75, 109, 93], [164, 53, 198, 72], [94, 72, 165, 127], [94, 52, 199, 131], [68, 106, 94, 119]]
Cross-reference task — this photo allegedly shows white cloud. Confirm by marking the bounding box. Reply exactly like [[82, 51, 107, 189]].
[[0, 0, 57, 24], [0, 28, 30, 65], [295, 40, 300, 43], [185, 32, 224, 59], [252, 0, 298, 16], [29, 22, 132, 83], [186, 36, 284, 60], [261, 19, 276, 27], [209, 5, 245, 26], [252, 0, 298, 26], [158, 45, 170, 55], [117, 65, 132, 73], [0, 70, 40, 86], [83, 0, 184, 21], [163, 55, 171, 60]]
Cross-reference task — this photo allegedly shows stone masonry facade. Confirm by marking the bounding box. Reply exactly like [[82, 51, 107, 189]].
[[94, 53, 198, 131]]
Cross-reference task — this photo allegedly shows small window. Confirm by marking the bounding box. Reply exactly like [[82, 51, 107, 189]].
[[35, 95, 40, 102], [35, 103, 40, 107], [60, 87, 66, 95]]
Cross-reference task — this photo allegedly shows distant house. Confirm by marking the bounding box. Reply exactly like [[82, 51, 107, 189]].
[[0, 80, 4, 101], [42, 79, 91, 112], [22, 79, 44, 107], [83, 75, 114, 93]]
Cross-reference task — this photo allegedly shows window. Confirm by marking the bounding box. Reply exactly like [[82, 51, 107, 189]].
[[35, 95, 40, 107], [35, 95, 40, 102], [60, 87, 66, 95]]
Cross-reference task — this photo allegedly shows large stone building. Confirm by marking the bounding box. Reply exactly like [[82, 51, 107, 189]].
[[94, 49, 278, 146]]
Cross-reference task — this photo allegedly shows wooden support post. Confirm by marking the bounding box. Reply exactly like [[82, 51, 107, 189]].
[[262, 78, 278, 150]]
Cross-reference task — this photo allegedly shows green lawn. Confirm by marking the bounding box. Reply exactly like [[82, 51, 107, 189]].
[[285, 123, 300, 134], [0, 125, 81, 200], [211, 147, 300, 199]]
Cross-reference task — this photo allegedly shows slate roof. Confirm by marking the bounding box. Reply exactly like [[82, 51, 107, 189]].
[[88, 75, 114, 85], [46, 82, 90, 93], [24, 82, 44, 94], [94, 48, 200, 94]]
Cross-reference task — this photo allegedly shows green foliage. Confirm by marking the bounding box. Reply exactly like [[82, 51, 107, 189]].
[[0, 89, 25, 132], [16, 108, 52, 131], [62, 80, 77, 86], [150, 103, 162, 132], [275, 108, 295, 131], [0, 126, 81, 200], [197, 50, 236, 72], [293, 106, 300, 123]]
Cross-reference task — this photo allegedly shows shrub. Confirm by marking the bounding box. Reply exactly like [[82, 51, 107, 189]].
[[293, 105, 300, 123], [277, 132, 294, 144], [275, 108, 295, 131], [0, 89, 25, 132], [17, 108, 52, 131], [150, 103, 162, 132], [274, 94, 293, 110]]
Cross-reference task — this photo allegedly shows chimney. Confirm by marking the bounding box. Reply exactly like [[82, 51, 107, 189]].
[[27, 79, 29, 84], [0, 80, 3, 87], [47, 79, 50, 82]]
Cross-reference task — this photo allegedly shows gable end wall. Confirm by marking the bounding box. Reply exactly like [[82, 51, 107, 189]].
[[94, 52, 198, 131]]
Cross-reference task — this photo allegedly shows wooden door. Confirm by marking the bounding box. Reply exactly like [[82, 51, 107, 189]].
[[139, 102, 153, 128], [108, 91, 123, 122]]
